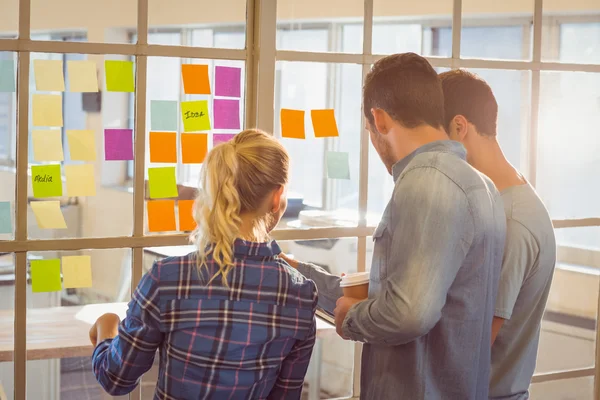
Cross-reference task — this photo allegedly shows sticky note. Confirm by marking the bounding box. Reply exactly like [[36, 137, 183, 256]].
[[181, 64, 211, 95], [151, 100, 178, 131], [66, 130, 96, 161], [181, 133, 208, 164], [32, 94, 63, 127], [0, 60, 15, 92], [30, 201, 67, 229], [0, 202, 11, 234], [149, 131, 177, 163], [33, 59, 65, 92], [32, 130, 64, 162], [215, 66, 241, 98], [181, 100, 210, 132], [104, 129, 133, 160], [311, 109, 339, 138], [31, 259, 62, 293], [148, 167, 178, 199], [65, 164, 96, 196], [31, 164, 63, 198], [67, 60, 98, 92], [62, 255, 92, 289], [326, 151, 350, 180], [213, 134, 236, 146], [178, 199, 197, 232], [280, 109, 305, 139], [213, 99, 240, 130], [105, 60, 135, 92], [147, 200, 176, 232]]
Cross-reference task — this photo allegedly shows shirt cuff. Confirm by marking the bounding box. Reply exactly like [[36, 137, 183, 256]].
[[92, 338, 113, 361], [341, 304, 364, 342]]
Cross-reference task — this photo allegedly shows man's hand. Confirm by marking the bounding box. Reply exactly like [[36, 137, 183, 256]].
[[334, 296, 364, 339], [89, 313, 121, 347], [278, 253, 298, 269]]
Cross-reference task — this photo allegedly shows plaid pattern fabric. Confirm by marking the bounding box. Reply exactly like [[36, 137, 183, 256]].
[[92, 240, 318, 400]]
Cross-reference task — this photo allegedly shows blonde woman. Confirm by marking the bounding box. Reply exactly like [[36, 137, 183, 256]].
[[89, 130, 318, 399]]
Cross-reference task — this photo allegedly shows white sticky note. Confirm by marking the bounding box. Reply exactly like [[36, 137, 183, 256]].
[[30, 201, 67, 229], [32, 130, 64, 162], [62, 255, 92, 288], [65, 164, 96, 196], [67, 60, 99, 92], [33, 59, 65, 92]]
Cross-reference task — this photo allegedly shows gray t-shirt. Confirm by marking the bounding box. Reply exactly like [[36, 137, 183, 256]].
[[490, 184, 556, 399]]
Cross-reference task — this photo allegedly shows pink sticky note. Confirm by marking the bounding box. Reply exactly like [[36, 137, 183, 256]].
[[213, 134, 236, 146], [215, 66, 241, 98], [213, 99, 240, 130], [104, 129, 133, 160]]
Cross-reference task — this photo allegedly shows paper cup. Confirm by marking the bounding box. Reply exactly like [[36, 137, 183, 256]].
[[340, 272, 369, 299]]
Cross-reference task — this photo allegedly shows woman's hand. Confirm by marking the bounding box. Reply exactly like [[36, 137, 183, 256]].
[[89, 313, 121, 347], [278, 253, 298, 268]]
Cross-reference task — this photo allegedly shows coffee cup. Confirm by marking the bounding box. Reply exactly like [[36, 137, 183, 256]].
[[340, 272, 369, 299]]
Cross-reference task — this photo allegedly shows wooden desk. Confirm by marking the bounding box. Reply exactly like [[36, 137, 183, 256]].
[[0, 302, 335, 362]]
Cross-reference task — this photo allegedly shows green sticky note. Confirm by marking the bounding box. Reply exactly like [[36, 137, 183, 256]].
[[148, 167, 178, 199], [151, 100, 178, 131], [0, 60, 16, 93], [31, 259, 62, 293], [326, 151, 350, 180], [105, 60, 135, 92], [181, 100, 211, 132], [31, 164, 63, 198]]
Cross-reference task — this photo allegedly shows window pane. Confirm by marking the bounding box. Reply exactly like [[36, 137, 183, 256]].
[[275, 61, 361, 220], [530, 376, 593, 400], [277, 0, 363, 53], [373, 0, 452, 57], [149, 0, 246, 49], [0, 253, 15, 399], [26, 249, 131, 399], [0, 51, 16, 240], [536, 71, 600, 219], [0, 0, 18, 38], [559, 23, 600, 64], [30, 1, 133, 43]]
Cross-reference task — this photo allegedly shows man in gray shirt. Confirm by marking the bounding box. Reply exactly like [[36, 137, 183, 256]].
[[439, 69, 557, 399], [283, 53, 506, 399]]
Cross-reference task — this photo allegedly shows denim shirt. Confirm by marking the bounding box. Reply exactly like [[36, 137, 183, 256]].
[[298, 140, 506, 400]]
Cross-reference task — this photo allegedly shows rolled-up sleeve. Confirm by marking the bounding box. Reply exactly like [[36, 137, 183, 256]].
[[296, 262, 342, 314], [92, 263, 163, 396], [342, 167, 474, 346]]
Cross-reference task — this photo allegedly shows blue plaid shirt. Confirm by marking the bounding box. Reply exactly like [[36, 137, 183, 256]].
[[92, 240, 318, 399]]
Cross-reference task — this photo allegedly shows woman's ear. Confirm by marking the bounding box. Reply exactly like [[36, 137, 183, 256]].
[[271, 186, 284, 213]]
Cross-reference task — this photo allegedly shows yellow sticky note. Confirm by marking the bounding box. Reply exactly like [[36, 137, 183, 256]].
[[32, 130, 64, 162], [105, 60, 135, 92], [62, 255, 92, 289], [31, 259, 62, 293], [66, 130, 97, 161], [65, 164, 96, 196], [30, 201, 67, 229], [181, 100, 211, 132], [33, 59, 65, 92], [32, 94, 63, 127], [67, 60, 98, 92], [280, 109, 306, 139]]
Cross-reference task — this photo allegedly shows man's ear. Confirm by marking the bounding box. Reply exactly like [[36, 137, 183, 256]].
[[271, 186, 284, 213], [371, 108, 389, 135], [452, 115, 470, 141]]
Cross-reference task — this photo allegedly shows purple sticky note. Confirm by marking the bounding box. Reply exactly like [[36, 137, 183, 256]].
[[213, 99, 240, 130], [104, 129, 133, 160], [214, 66, 241, 98], [213, 134, 237, 146]]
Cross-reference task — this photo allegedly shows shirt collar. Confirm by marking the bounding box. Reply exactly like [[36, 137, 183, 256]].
[[391, 140, 467, 182], [233, 239, 281, 258]]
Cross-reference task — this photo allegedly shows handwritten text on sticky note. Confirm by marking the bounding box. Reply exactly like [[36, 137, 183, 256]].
[[181, 100, 211, 132], [32, 164, 63, 198]]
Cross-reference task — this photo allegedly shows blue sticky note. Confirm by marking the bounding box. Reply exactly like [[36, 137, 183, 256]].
[[326, 151, 350, 180], [0, 60, 16, 93], [151, 100, 178, 131], [0, 202, 11, 234]]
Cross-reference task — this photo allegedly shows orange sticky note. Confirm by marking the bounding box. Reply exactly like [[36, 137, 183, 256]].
[[311, 109, 339, 138], [181, 64, 211, 95], [181, 133, 208, 164], [149, 131, 177, 163], [280, 109, 305, 139], [147, 200, 176, 232], [178, 200, 197, 232]]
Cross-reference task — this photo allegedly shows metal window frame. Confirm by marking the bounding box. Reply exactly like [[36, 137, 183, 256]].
[[1, 0, 600, 399]]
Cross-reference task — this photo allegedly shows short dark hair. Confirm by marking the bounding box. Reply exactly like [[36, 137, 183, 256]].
[[363, 52, 445, 130], [438, 69, 498, 136]]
